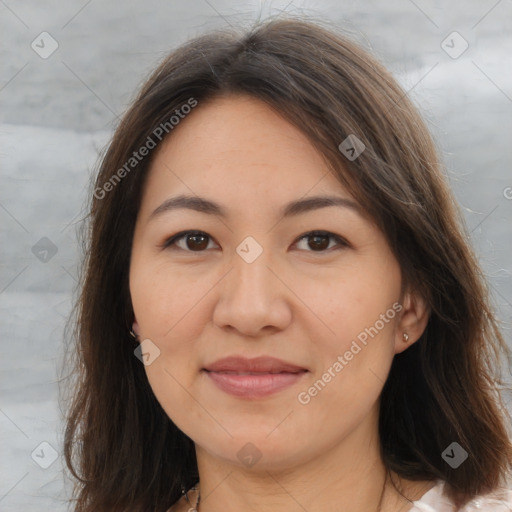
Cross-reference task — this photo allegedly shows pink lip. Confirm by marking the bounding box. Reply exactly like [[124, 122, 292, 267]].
[[203, 356, 308, 373], [202, 356, 309, 399]]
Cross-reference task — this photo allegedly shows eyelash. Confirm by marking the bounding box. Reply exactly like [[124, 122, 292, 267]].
[[160, 230, 350, 254]]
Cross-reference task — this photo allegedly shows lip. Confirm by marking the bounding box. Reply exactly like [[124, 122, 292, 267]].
[[202, 356, 309, 399], [203, 356, 308, 373]]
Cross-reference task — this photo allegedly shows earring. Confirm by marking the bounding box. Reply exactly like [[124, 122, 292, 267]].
[[129, 328, 138, 340], [402, 332, 409, 342]]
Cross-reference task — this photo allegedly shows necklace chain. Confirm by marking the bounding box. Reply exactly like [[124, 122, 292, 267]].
[[184, 472, 388, 512], [183, 485, 200, 511]]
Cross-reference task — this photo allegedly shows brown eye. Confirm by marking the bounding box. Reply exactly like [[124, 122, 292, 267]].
[[184, 233, 209, 251], [163, 230, 348, 254], [295, 231, 348, 252], [307, 234, 330, 251], [163, 231, 216, 252]]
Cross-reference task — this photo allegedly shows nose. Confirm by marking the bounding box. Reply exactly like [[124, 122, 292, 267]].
[[212, 242, 292, 337]]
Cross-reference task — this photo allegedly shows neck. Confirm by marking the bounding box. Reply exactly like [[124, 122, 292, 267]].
[[192, 411, 408, 512]]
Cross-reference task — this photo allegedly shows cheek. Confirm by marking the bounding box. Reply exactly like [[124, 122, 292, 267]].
[[310, 268, 397, 336], [301, 291, 398, 425], [130, 264, 211, 426], [307, 265, 401, 383], [130, 258, 213, 341]]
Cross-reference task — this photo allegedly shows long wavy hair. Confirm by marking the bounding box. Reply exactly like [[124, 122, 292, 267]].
[[60, 15, 512, 512]]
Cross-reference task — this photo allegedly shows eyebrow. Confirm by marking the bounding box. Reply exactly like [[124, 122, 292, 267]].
[[149, 194, 362, 222]]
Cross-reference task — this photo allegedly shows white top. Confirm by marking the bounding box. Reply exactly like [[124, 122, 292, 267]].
[[409, 479, 512, 511]]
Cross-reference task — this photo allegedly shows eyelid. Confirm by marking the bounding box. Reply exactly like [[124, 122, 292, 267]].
[[160, 230, 214, 250], [161, 229, 350, 253], [295, 230, 350, 251]]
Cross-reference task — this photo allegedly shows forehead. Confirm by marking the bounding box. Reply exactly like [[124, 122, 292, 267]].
[[144, 94, 350, 205]]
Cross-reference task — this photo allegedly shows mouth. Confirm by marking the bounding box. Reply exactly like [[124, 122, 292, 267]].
[[206, 370, 306, 375], [203, 355, 308, 373], [202, 356, 309, 398]]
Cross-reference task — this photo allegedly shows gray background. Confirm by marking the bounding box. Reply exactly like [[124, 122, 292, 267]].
[[1, 1, 511, 510]]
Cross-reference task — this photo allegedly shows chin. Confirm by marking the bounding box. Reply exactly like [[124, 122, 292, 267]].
[[197, 432, 313, 472]]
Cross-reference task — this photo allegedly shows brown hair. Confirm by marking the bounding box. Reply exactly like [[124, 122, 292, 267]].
[[61, 15, 512, 511]]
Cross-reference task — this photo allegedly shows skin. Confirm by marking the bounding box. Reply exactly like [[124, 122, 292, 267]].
[[129, 94, 433, 512]]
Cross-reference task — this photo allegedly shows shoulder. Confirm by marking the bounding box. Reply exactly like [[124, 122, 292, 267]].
[[462, 485, 512, 511], [409, 479, 512, 512]]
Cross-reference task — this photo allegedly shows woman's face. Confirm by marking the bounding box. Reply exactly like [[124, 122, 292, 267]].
[[129, 94, 421, 471]]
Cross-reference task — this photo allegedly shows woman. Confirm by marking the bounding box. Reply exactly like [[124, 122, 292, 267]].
[[62, 16, 512, 512]]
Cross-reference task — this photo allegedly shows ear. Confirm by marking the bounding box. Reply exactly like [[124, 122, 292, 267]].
[[394, 290, 430, 354], [132, 318, 140, 336]]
